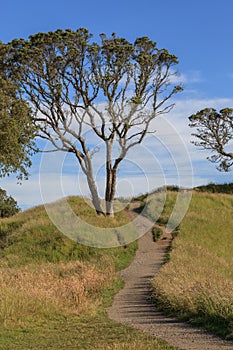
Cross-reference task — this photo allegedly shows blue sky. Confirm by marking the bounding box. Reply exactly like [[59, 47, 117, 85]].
[[1, 0, 233, 209]]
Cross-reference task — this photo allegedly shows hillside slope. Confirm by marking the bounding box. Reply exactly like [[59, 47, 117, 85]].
[[150, 191, 233, 339], [0, 196, 177, 350]]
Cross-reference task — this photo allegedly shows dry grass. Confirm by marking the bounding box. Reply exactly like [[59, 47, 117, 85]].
[[0, 259, 114, 327]]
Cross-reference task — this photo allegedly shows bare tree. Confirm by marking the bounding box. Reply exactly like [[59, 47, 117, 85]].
[[189, 108, 233, 172], [6, 29, 182, 215]]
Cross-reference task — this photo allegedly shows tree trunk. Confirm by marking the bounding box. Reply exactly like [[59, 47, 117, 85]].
[[105, 140, 115, 217], [106, 200, 114, 217], [105, 168, 117, 217], [88, 177, 104, 215], [108, 168, 117, 216], [85, 157, 104, 216]]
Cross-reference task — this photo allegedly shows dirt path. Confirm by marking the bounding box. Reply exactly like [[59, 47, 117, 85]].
[[107, 214, 233, 350]]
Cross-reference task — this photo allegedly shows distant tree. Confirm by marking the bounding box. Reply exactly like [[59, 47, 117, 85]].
[[6, 29, 182, 216], [0, 187, 20, 217], [0, 42, 37, 180], [189, 108, 233, 171], [195, 182, 233, 194]]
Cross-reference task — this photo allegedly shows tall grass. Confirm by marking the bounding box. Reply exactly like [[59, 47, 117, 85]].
[[150, 191, 233, 339], [0, 260, 114, 327]]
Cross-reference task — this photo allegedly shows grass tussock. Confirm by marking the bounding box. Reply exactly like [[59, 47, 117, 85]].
[[150, 191, 233, 339]]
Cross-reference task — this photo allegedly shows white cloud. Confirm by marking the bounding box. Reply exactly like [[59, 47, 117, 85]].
[[169, 70, 202, 85]]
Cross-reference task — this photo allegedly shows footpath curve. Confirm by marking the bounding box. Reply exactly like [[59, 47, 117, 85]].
[[107, 214, 233, 350]]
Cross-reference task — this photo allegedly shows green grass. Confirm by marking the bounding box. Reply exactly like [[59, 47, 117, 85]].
[[0, 196, 179, 350], [0, 315, 178, 350], [0, 197, 138, 268], [144, 190, 178, 225], [150, 191, 233, 340]]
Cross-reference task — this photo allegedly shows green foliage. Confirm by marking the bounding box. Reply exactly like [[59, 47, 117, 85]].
[[194, 182, 233, 194], [189, 108, 233, 171], [7, 28, 181, 117], [0, 42, 37, 179], [0, 188, 19, 218], [152, 227, 163, 242]]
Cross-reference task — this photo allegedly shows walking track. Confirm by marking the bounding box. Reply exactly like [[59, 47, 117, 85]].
[[107, 214, 233, 350]]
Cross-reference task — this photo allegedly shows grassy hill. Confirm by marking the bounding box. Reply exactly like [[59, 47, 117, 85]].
[[0, 196, 177, 350], [0, 196, 138, 268], [147, 190, 233, 340], [2, 188, 232, 347]]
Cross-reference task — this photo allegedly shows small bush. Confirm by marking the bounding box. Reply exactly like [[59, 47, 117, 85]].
[[152, 227, 163, 242], [0, 188, 20, 218]]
